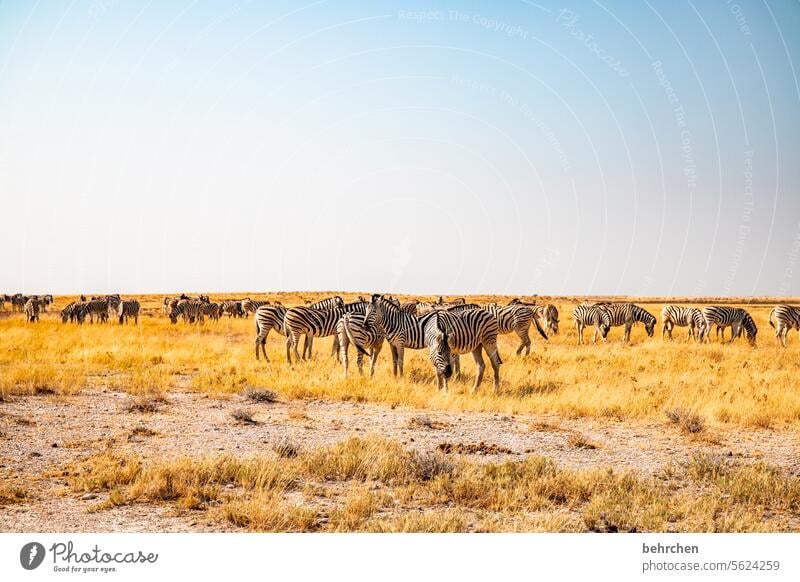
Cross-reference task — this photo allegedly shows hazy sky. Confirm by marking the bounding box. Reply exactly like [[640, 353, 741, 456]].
[[1, 0, 799, 296]]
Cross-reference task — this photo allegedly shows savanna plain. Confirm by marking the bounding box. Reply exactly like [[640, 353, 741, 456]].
[[1, 292, 799, 533]]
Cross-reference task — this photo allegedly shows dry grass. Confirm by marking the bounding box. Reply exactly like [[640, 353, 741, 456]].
[[2, 293, 797, 428], [56, 436, 800, 532], [230, 409, 257, 425], [243, 388, 278, 403], [0, 483, 29, 506], [666, 407, 706, 434]]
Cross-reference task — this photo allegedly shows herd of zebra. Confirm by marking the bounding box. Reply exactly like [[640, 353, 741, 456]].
[[1, 293, 141, 325], [4, 291, 800, 391]]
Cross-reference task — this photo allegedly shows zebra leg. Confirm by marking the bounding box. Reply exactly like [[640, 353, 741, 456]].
[[331, 334, 340, 362], [369, 344, 383, 378], [515, 328, 531, 356], [305, 335, 314, 360], [470, 348, 486, 394], [395, 345, 405, 377], [486, 342, 502, 392], [576, 321, 584, 345], [729, 322, 740, 343], [451, 354, 461, 379], [356, 350, 364, 375], [624, 323, 632, 343], [339, 331, 349, 377]]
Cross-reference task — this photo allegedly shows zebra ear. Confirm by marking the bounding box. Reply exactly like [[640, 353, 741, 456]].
[[371, 293, 381, 303]]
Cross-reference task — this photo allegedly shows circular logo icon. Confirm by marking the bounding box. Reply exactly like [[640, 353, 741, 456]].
[[20, 542, 46, 570]]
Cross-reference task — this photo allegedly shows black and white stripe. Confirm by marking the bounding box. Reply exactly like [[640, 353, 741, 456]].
[[84, 298, 110, 323], [596, 302, 657, 342], [769, 305, 800, 347], [117, 300, 140, 325], [169, 299, 204, 325], [701, 306, 757, 344], [661, 305, 706, 341], [447, 302, 547, 356], [336, 311, 385, 377], [283, 300, 365, 363], [364, 294, 452, 382], [24, 298, 40, 322], [254, 305, 288, 361], [436, 307, 502, 393], [572, 303, 612, 344]]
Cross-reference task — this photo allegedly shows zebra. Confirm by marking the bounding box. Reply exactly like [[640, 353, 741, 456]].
[[220, 300, 245, 318], [336, 311, 386, 377], [11, 294, 27, 312], [769, 305, 800, 347], [363, 294, 455, 381], [199, 301, 222, 321], [83, 298, 110, 323], [169, 299, 204, 325], [283, 300, 366, 363], [117, 299, 140, 325], [254, 305, 289, 361], [532, 304, 560, 335], [62, 301, 88, 324], [435, 307, 502, 393], [701, 306, 757, 344], [39, 294, 53, 312], [61, 302, 77, 323], [572, 303, 612, 344], [242, 298, 270, 316], [24, 298, 40, 322], [661, 305, 706, 341], [447, 302, 547, 356], [596, 302, 656, 342]]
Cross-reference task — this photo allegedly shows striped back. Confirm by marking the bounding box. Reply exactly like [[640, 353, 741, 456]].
[[436, 307, 500, 355], [573, 304, 612, 331], [365, 294, 437, 350], [770, 305, 800, 330], [255, 305, 288, 336]]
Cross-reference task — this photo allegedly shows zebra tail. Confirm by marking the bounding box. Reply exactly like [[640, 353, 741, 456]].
[[533, 315, 548, 340], [344, 319, 370, 357], [768, 308, 775, 328]]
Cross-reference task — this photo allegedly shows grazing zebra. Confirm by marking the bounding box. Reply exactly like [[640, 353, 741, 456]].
[[61, 302, 77, 323], [83, 298, 110, 323], [701, 306, 757, 344], [242, 298, 270, 316], [169, 299, 204, 325], [532, 304, 560, 335], [573, 303, 612, 344], [40, 294, 53, 312], [596, 302, 656, 342], [199, 301, 222, 321], [11, 294, 27, 312], [661, 305, 706, 341], [283, 300, 366, 363], [24, 298, 40, 322], [769, 305, 800, 347], [363, 294, 454, 381], [220, 300, 245, 318], [254, 305, 289, 361], [336, 311, 386, 377], [435, 307, 502, 393], [117, 300, 140, 325], [448, 302, 547, 356]]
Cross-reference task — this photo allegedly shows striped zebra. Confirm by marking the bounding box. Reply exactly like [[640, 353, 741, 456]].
[[24, 298, 40, 322], [573, 303, 612, 344], [661, 305, 706, 341], [769, 305, 800, 347], [436, 307, 502, 393], [364, 294, 456, 385], [117, 300, 140, 325], [199, 301, 222, 321], [596, 302, 657, 342], [254, 305, 289, 361], [242, 298, 270, 316], [83, 298, 109, 323], [169, 299, 204, 325], [336, 311, 385, 377], [701, 306, 757, 344], [11, 294, 27, 312], [533, 304, 560, 335], [283, 299, 365, 363], [448, 302, 547, 356], [61, 302, 77, 323], [40, 294, 53, 312], [220, 300, 245, 318]]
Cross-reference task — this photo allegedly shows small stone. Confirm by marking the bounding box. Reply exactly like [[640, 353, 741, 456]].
[[81, 493, 97, 501], [51, 443, 58, 448]]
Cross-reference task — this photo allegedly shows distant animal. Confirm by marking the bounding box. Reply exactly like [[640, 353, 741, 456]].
[[661, 305, 706, 341], [597, 302, 656, 342], [572, 303, 612, 344], [117, 300, 140, 325], [24, 298, 40, 322], [254, 305, 289, 361], [701, 306, 757, 345], [769, 305, 800, 347], [336, 311, 385, 377]]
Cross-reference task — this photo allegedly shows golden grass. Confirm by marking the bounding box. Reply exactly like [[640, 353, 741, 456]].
[[58, 436, 799, 532], [2, 293, 799, 427]]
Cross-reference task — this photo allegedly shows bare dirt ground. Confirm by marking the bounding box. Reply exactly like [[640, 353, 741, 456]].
[[2, 389, 799, 532]]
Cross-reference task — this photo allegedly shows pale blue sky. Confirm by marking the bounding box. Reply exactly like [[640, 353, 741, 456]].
[[1, 0, 799, 296]]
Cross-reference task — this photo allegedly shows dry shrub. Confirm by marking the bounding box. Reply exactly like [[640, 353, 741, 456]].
[[287, 407, 311, 422], [407, 414, 450, 430], [273, 438, 300, 459], [125, 393, 168, 413], [665, 407, 705, 434], [365, 509, 468, 532], [566, 432, 598, 450], [243, 388, 278, 403], [328, 487, 379, 531], [231, 409, 257, 424], [65, 452, 142, 493], [0, 483, 28, 505]]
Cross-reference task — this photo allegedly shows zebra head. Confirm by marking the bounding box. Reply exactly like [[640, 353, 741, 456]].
[[743, 313, 758, 345], [427, 314, 452, 379], [643, 312, 657, 337], [169, 303, 181, 324], [364, 294, 384, 329], [61, 303, 73, 323]]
